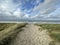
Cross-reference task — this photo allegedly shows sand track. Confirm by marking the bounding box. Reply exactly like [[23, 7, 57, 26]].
[[10, 24, 52, 45]]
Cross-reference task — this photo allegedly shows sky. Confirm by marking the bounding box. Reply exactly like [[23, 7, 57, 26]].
[[0, 0, 60, 21]]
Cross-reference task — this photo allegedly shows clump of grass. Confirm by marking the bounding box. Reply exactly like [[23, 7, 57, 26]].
[[50, 32, 60, 42], [49, 41, 55, 45], [0, 37, 12, 45]]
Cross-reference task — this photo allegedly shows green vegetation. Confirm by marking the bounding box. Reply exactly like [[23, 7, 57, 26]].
[[37, 24, 60, 30], [0, 23, 27, 45], [36, 24, 60, 42], [50, 31, 60, 42], [0, 23, 16, 31], [49, 41, 55, 45]]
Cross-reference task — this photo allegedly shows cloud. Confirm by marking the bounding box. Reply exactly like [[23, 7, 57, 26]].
[[30, 0, 60, 19], [0, 0, 22, 20], [13, 8, 23, 17], [33, 7, 60, 20], [47, 8, 60, 19], [0, 0, 60, 21]]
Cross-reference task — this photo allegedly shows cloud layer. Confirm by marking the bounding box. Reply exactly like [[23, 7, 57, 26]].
[[0, 0, 60, 21]]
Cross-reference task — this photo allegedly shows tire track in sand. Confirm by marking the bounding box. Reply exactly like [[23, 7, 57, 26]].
[[10, 24, 52, 45]]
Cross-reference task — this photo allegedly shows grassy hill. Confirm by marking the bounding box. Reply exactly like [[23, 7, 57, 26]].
[[0, 23, 27, 45]]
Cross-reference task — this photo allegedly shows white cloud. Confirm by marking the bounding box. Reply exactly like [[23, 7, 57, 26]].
[[33, 0, 60, 13], [13, 8, 22, 17], [23, 14, 29, 18], [0, 0, 22, 19], [48, 8, 60, 18]]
